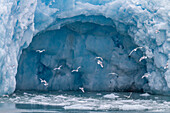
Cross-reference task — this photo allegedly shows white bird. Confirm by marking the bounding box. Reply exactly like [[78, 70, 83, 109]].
[[71, 66, 81, 72], [155, 30, 160, 34], [124, 92, 132, 98], [108, 72, 118, 75], [79, 87, 85, 93], [129, 47, 144, 56], [95, 57, 103, 61], [142, 73, 151, 79], [3, 95, 9, 97], [54, 65, 62, 70], [164, 62, 169, 69], [44, 82, 48, 86], [36, 49, 45, 53], [39, 78, 48, 86], [139, 56, 148, 62], [49, 1, 52, 5], [97, 60, 103, 68]]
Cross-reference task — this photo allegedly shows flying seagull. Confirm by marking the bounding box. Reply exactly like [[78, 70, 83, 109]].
[[139, 56, 148, 62], [54, 65, 62, 70], [97, 60, 103, 68], [155, 30, 160, 34], [95, 57, 103, 61], [3, 95, 9, 97], [129, 47, 144, 57], [142, 73, 151, 79], [79, 87, 85, 93], [108, 73, 118, 76], [36, 49, 45, 53], [71, 66, 81, 72], [164, 62, 169, 69], [39, 78, 48, 86], [124, 92, 132, 98]]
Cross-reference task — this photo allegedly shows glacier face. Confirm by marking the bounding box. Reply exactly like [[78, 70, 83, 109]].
[[0, 0, 170, 95]]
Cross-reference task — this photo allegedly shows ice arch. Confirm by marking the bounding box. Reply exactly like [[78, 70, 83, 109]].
[[0, 0, 169, 95], [16, 20, 148, 92]]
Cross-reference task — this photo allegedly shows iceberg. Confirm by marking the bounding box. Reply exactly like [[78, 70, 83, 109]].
[[0, 0, 169, 96]]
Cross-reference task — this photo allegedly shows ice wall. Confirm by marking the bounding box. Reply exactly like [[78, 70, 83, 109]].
[[0, 0, 170, 95]]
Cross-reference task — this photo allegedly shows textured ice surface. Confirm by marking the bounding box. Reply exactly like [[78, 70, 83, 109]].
[[1, 91, 170, 112], [0, 0, 170, 95]]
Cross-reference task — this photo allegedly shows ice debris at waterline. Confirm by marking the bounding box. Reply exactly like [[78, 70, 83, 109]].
[[2, 91, 170, 112], [0, 0, 169, 96]]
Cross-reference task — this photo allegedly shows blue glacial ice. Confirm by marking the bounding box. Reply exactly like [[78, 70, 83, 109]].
[[0, 0, 170, 95]]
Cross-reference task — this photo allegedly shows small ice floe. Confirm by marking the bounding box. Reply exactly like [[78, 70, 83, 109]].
[[23, 92, 32, 96], [140, 93, 150, 97], [23, 92, 28, 95], [120, 104, 150, 111], [12, 93, 16, 96], [64, 104, 94, 110], [155, 97, 159, 99], [96, 93, 102, 95], [103, 93, 119, 99]]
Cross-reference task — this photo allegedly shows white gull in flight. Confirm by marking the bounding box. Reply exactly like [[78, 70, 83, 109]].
[[39, 78, 48, 86], [71, 66, 81, 72], [36, 49, 45, 53], [54, 65, 62, 70], [129, 47, 144, 57], [124, 92, 132, 98], [95, 57, 103, 61], [97, 60, 103, 68], [164, 62, 169, 69], [79, 87, 85, 93], [142, 73, 151, 79], [139, 56, 148, 62]]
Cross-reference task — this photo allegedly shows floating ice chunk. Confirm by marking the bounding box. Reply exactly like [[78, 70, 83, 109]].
[[140, 93, 150, 97], [120, 104, 151, 111], [103, 93, 119, 99]]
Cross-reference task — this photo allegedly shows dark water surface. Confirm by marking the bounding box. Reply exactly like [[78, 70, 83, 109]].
[[0, 91, 170, 113]]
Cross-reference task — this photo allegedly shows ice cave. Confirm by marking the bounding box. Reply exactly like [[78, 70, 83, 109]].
[[0, 0, 169, 96]]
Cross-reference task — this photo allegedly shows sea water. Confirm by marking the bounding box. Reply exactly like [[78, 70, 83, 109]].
[[0, 91, 170, 113]]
